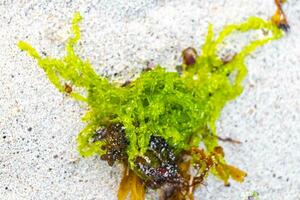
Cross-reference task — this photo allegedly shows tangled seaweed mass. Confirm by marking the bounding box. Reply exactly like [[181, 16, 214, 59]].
[[19, 9, 285, 200]]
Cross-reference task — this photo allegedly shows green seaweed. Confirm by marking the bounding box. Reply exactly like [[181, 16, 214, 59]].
[[18, 12, 283, 199]]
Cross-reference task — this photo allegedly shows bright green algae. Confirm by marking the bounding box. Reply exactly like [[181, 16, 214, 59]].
[[18, 13, 282, 171]]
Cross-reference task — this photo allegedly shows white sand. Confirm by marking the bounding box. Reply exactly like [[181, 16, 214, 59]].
[[1, 0, 299, 199]]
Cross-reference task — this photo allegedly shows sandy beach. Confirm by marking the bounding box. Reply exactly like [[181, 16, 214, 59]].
[[1, 0, 299, 199]]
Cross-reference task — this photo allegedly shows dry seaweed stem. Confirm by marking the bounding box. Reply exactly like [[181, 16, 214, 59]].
[[272, 0, 290, 31]]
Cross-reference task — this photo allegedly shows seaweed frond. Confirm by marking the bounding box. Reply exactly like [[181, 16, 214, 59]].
[[18, 11, 284, 200]]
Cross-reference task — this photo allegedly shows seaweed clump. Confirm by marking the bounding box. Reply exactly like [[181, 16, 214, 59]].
[[18, 11, 284, 199]]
